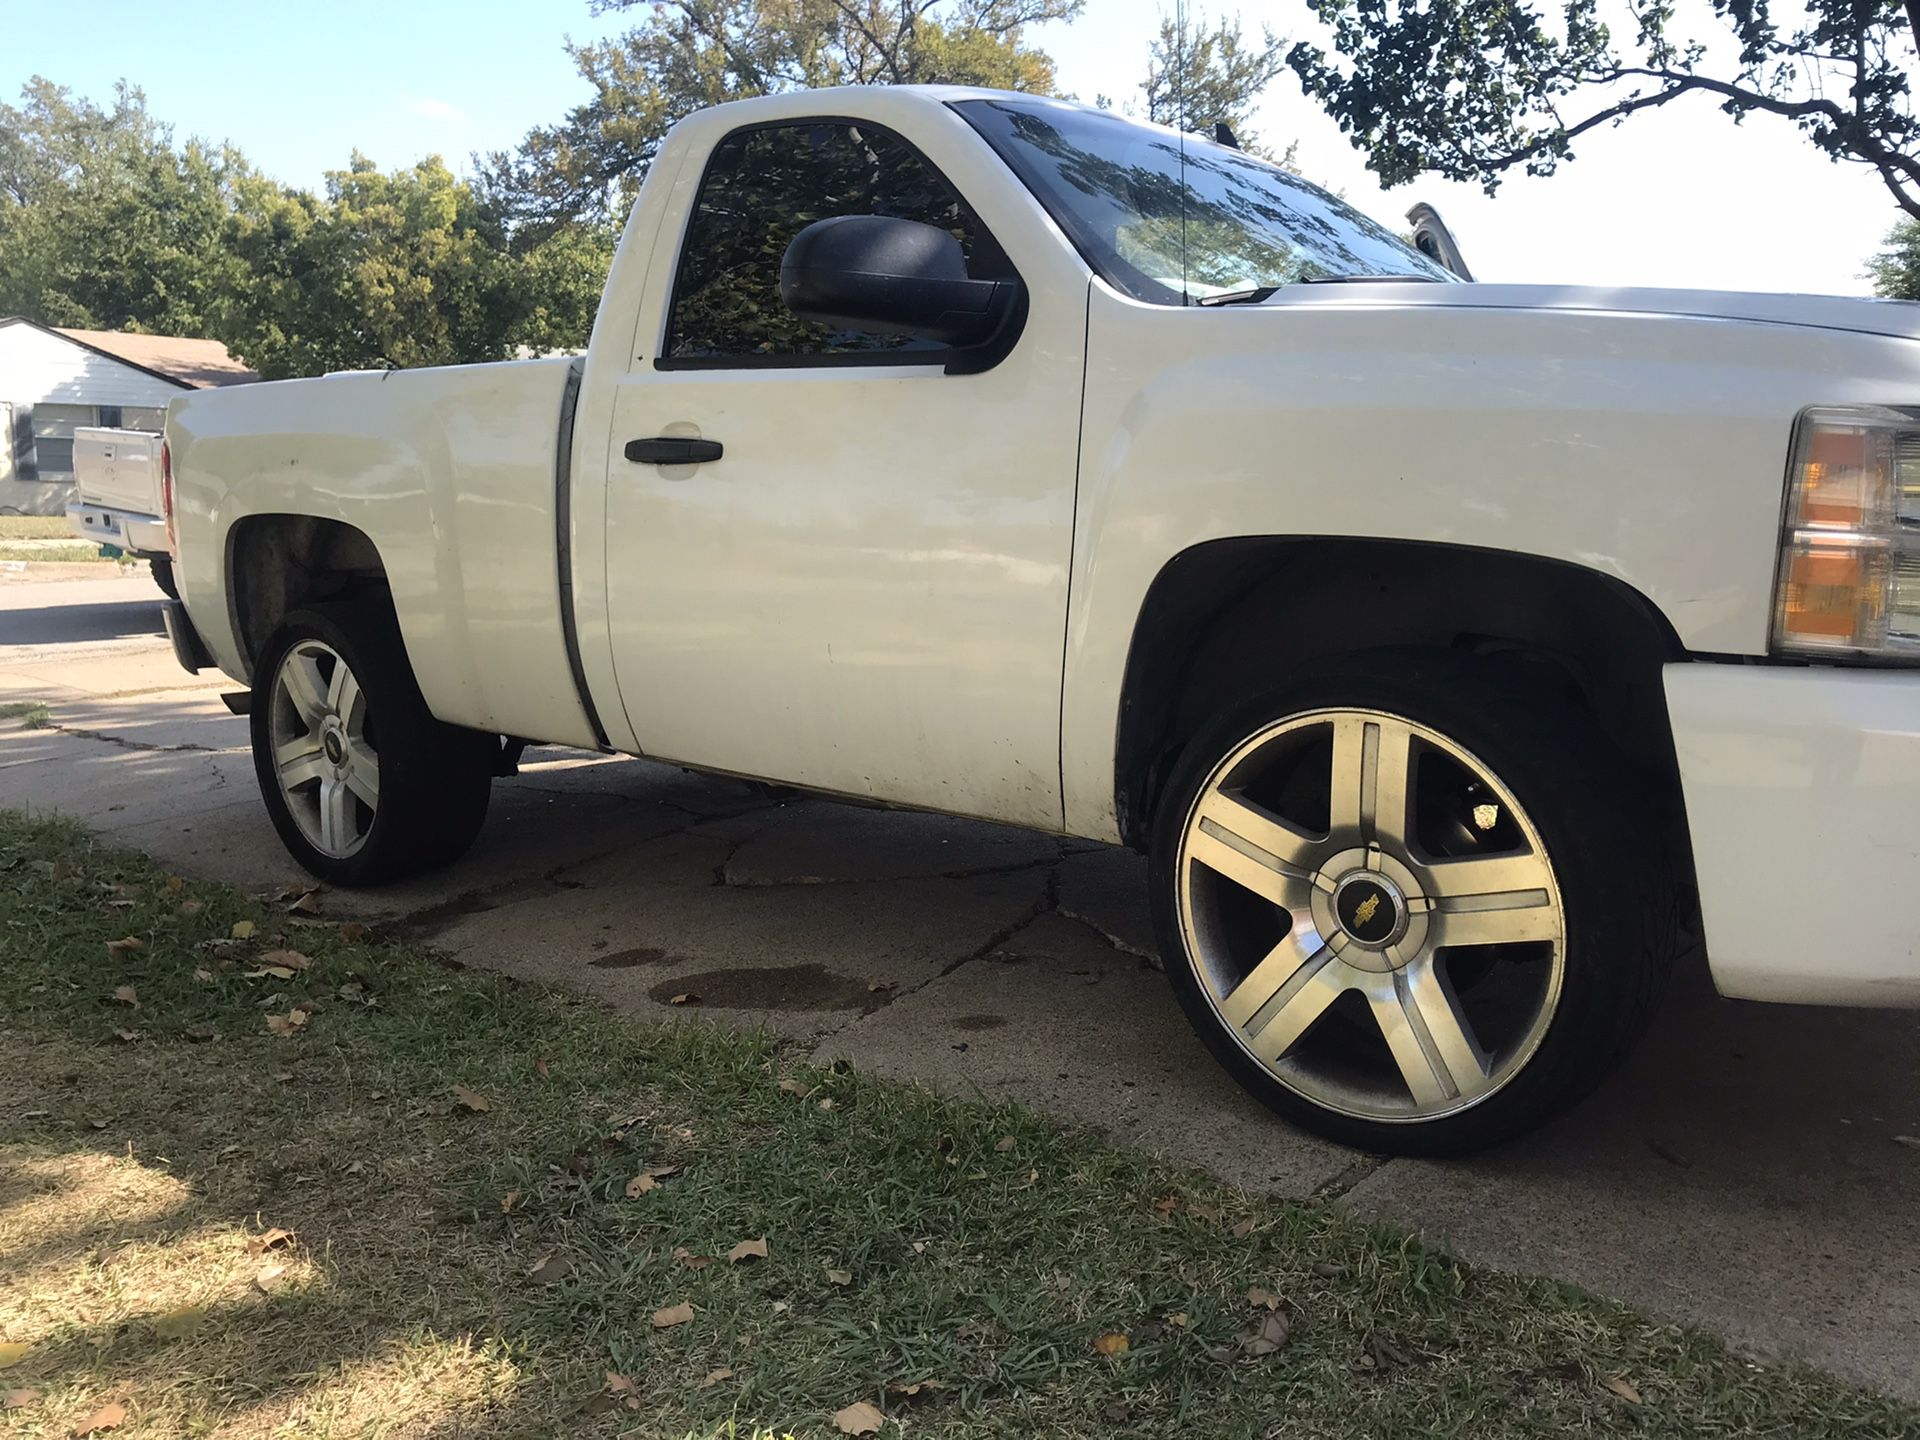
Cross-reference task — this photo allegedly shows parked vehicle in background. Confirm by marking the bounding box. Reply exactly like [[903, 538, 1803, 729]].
[[68, 427, 176, 597], [158, 86, 1920, 1157]]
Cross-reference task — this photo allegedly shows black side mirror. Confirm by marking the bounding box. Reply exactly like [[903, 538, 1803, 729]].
[[780, 215, 1020, 349]]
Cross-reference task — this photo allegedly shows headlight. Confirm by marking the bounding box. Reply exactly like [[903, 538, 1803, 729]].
[[1772, 405, 1920, 660]]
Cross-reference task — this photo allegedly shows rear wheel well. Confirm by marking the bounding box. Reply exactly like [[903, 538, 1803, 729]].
[[227, 515, 391, 677], [1114, 538, 1689, 849]]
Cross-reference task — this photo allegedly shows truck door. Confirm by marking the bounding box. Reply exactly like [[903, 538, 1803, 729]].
[[597, 110, 1086, 830]]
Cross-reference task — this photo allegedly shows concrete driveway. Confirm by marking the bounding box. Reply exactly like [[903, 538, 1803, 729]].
[[3, 570, 1917, 1401]]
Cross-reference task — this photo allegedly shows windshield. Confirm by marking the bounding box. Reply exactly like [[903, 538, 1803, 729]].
[[954, 98, 1452, 303]]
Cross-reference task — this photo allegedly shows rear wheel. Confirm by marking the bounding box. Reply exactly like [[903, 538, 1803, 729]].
[[1151, 649, 1676, 1156], [148, 555, 179, 601], [251, 603, 494, 886]]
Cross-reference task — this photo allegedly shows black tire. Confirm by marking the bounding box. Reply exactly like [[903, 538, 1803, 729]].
[[1150, 648, 1678, 1156], [148, 555, 179, 601], [250, 601, 494, 886]]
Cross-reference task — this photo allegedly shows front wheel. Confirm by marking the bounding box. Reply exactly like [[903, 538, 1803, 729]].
[[1151, 650, 1677, 1156], [250, 603, 494, 886]]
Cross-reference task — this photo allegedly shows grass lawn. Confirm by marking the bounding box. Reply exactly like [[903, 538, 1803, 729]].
[[0, 811, 1913, 1438], [0, 518, 72, 540]]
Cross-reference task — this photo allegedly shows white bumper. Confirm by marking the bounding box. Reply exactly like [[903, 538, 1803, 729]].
[[67, 501, 167, 557], [1666, 662, 1920, 1007]]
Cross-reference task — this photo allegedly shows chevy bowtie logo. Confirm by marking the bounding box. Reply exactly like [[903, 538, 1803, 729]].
[[1353, 893, 1381, 927]]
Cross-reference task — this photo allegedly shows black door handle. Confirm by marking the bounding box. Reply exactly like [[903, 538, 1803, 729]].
[[625, 436, 723, 465]]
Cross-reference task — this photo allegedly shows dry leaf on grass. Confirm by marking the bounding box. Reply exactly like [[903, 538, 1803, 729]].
[[73, 1401, 127, 1435], [651, 1301, 695, 1328], [832, 1400, 885, 1435], [2, 1387, 38, 1409], [1239, 1311, 1291, 1358], [500, 1190, 521, 1214], [533, 1056, 550, 1078], [1092, 1331, 1129, 1357], [152, 1305, 207, 1339], [728, 1237, 769, 1263], [824, 1267, 853, 1286], [994, 1136, 1016, 1153], [1605, 1373, 1644, 1405], [259, 949, 310, 971], [1151, 1193, 1180, 1218], [0, 1343, 27, 1369], [776, 1077, 809, 1096], [526, 1253, 573, 1284], [264, 1010, 308, 1035], [887, 1379, 945, 1398], [667, 992, 699, 1006], [702, 1366, 734, 1387], [246, 1227, 295, 1258], [231, 920, 256, 939], [112, 1029, 141, 1044], [111, 984, 138, 1007], [1231, 1216, 1256, 1238], [286, 889, 321, 915], [253, 1264, 288, 1293], [177, 899, 204, 917], [604, 1371, 642, 1412], [192, 967, 214, 983], [451, 1085, 491, 1113], [106, 937, 144, 958], [624, 1173, 658, 1198], [1362, 1330, 1414, 1372], [672, 1247, 713, 1271], [1247, 1287, 1282, 1311]]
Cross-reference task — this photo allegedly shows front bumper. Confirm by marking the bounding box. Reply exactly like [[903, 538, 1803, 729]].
[[1666, 662, 1920, 1007]]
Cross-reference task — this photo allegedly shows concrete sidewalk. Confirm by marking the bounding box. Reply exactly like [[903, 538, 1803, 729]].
[[2, 573, 1916, 1400]]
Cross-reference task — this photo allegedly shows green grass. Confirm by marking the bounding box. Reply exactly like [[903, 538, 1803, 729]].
[[0, 810, 1914, 1438], [0, 517, 71, 539], [0, 541, 119, 564], [0, 701, 50, 728]]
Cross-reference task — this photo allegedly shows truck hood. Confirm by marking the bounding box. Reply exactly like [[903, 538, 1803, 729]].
[[1261, 282, 1920, 343]]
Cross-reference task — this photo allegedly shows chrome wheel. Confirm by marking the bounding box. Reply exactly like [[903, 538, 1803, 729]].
[[1175, 708, 1565, 1124], [268, 639, 379, 860]]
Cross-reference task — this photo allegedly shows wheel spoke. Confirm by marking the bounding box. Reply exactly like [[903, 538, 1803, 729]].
[[1416, 848, 1550, 899], [275, 738, 326, 790], [1328, 716, 1414, 848], [280, 653, 329, 727], [1187, 814, 1312, 909], [1244, 952, 1348, 1065], [1431, 891, 1560, 948], [1218, 923, 1332, 1030], [343, 744, 379, 807], [1195, 788, 1318, 869], [317, 777, 354, 853], [1370, 958, 1489, 1107], [329, 662, 361, 722]]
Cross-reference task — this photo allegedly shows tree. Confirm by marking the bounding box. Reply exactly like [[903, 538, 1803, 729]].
[[0, 78, 247, 334], [1868, 217, 1920, 298], [478, 0, 1082, 240], [1143, 8, 1287, 154], [1288, 0, 1920, 221]]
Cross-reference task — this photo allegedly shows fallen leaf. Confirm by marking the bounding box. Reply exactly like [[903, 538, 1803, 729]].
[[911, 1241, 927, 1254], [533, 1056, 550, 1078], [887, 1378, 945, 1397], [624, 1174, 658, 1198], [2, 1387, 38, 1409], [1189, 1201, 1223, 1224], [825, 1267, 852, 1287], [642, 1162, 682, 1180], [604, 1370, 641, 1411], [652, 1301, 695, 1328], [776, 1078, 809, 1096], [1240, 1311, 1291, 1358], [231, 920, 256, 939], [106, 938, 144, 958], [1311, 1261, 1349, 1280], [150, 1305, 205, 1344], [253, 1264, 288, 1293], [87, 1117, 110, 1130], [1167, 1312, 1190, 1329], [111, 984, 138, 1007], [184, 1023, 218, 1042], [451, 1085, 491, 1113], [191, 968, 214, 983], [264, 1010, 308, 1035], [112, 1029, 141, 1044], [177, 899, 204, 917], [832, 1400, 884, 1435], [994, 1136, 1016, 1153], [164, 875, 184, 893], [287, 890, 321, 915], [667, 992, 699, 1006], [1604, 1373, 1643, 1405], [1365, 1330, 1414, 1372], [1230, 1216, 1256, 1238], [1152, 1193, 1180, 1218], [526, 1253, 572, 1285], [1093, 1331, 1130, 1357], [247, 1227, 295, 1258], [73, 1400, 127, 1435], [259, 948, 310, 972], [1248, 1287, 1282, 1311], [0, 1343, 27, 1369], [728, 1237, 769, 1263], [500, 1190, 522, 1213], [672, 1247, 712, 1271], [818, 1097, 836, 1111], [702, 1366, 734, 1387]]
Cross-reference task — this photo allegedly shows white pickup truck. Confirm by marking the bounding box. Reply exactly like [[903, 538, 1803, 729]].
[[160, 86, 1920, 1155], [67, 426, 179, 597]]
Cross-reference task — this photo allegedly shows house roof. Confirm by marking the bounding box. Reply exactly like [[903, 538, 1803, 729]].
[[52, 326, 257, 389]]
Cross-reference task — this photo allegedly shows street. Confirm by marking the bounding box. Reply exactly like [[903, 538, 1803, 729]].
[[1, 569, 1916, 1400]]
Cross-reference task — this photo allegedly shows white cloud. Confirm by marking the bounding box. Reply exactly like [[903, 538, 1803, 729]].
[[409, 96, 464, 123]]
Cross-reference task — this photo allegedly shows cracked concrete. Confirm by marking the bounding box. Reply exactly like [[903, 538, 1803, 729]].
[[3, 573, 1919, 1401]]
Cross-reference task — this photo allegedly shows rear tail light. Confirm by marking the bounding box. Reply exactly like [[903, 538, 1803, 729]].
[[160, 438, 177, 558]]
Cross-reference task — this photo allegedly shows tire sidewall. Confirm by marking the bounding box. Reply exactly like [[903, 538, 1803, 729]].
[[1150, 649, 1670, 1156]]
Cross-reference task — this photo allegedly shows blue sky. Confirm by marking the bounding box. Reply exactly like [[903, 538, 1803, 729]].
[[3, 0, 1906, 295]]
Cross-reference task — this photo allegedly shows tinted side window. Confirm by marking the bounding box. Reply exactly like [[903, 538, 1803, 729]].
[[666, 122, 991, 360]]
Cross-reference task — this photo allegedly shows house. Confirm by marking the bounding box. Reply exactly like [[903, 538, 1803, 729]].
[[0, 317, 257, 514]]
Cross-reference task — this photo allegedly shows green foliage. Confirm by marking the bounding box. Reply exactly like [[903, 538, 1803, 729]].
[[1143, 8, 1287, 156], [1868, 217, 1920, 299], [1289, 0, 1920, 220], [478, 0, 1082, 241]]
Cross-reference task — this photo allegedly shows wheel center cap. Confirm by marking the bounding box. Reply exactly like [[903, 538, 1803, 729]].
[[322, 730, 345, 767], [1332, 871, 1408, 950]]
